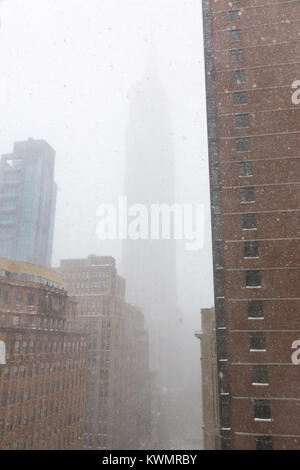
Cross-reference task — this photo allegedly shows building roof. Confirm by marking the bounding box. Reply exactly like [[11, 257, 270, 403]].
[[0, 257, 66, 289]]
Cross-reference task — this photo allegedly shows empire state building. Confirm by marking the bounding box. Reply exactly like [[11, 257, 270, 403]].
[[122, 73, 178, 387]]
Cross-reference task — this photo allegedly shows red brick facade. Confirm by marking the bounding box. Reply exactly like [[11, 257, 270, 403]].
[[203, 0, 300, 449], [0, 259, 87, 450], [60, 255, 151, 450]]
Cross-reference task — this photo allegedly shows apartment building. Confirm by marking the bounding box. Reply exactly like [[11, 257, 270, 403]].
[[59, 255, 151, 450], [202, 0, 300, 449], [0, 257, 87, 450]]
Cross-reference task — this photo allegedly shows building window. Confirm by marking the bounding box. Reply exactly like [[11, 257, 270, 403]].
[[1, 392, 7, 407], [230, 49, 244, 62], [1, 290, 9, 305], [228, 10, 241, 21], [7, 416, 13, 432], [235, 113, 249, 128], [238, 161, 253, 177], [232, 69, 245, 84], [242, 213, 257, 230], [249, 332, 266, 351], [15, 341, 20, 354], [236, 137, 251, 152], [246, 270, 261, 288], [214, 241, 223, 268], [256, 436, 273, 450], [248, 300, 264, 319], [233, 91, 248, 105], [15, 292, 23, 306], [27, 294, 35, 306], [252, 365, 269, 385], [229, 29, 242, 41], [240, 186, 255, 203], [244, 241, 259, 258], [12, 315, 20, 326], [254, 399, 271, 421]]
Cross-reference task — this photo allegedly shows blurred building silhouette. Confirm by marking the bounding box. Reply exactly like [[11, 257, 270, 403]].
[[203, 0, 300, 450], [59, 255, 151, 450], [123, 73, 178, 390], [0, 257, 87, 450], [0, 139, 57, 267]]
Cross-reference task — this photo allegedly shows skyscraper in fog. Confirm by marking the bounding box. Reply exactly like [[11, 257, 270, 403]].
[[0, 138, 57, 267], [122, 74, 177, 387]]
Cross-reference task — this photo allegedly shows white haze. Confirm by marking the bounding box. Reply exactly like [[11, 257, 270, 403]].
[[0, 0, 214, 447]]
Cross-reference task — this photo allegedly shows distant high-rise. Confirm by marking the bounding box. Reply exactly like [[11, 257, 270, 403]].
[[0, 139, 57, 267], [122, 74, 177, 387]]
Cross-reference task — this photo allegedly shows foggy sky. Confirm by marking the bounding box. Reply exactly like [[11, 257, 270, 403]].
[[0, 0, 214, 349]]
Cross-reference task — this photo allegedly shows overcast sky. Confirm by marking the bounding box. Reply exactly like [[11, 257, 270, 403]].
[[0, 0, 214, 323]]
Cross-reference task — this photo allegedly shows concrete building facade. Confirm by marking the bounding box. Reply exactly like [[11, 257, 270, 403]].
[[0, 258, 87, 450], [202, 0, 300, 449]]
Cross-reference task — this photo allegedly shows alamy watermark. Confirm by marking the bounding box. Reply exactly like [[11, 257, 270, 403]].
[[96, 196, 205, 251]]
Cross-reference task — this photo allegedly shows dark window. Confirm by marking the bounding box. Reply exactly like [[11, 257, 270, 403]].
[[214, 214, 222, 239], [229, 29, 242, 41], [1, 392, 7, 407], [7, 416, 13, 432], [1, 290, 8, 305], [254, 400, 271, 420], [240, 186, 255, 202], [228, 10, 241, 21], [248, 300, 264, 319], [238, 161, 253, 176], [252, 365, 269, 384], [9, 391, 16, 405], [242, 213, 257, 230], [236, 137, 251, 152], [15, 341, 20, 354], [244, 241, 259, 258], [246, 270, 261, 287], [214, 241, 223, 268], [256, 436, 273, 450], [215, 270, 224, 297], [232, 69, 245, 84], [15, 292, 22, 306], [233, 91, 248, 105], [249, 332, 266, 351], [27, 294, 35, 306], [235, 113, 249, 128], [230, 49, 244, 61], [18, 389, 24, 404]]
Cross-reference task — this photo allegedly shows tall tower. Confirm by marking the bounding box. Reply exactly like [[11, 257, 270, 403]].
[[0, 138, 57, 267], [202, 0, 300, 450], [123, 73, 177, 389]]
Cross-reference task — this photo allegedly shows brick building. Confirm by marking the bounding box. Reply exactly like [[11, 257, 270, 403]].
[[59, 255, 151, 450], [0, 257, 87, 450], [202, 0, 300, 449]]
